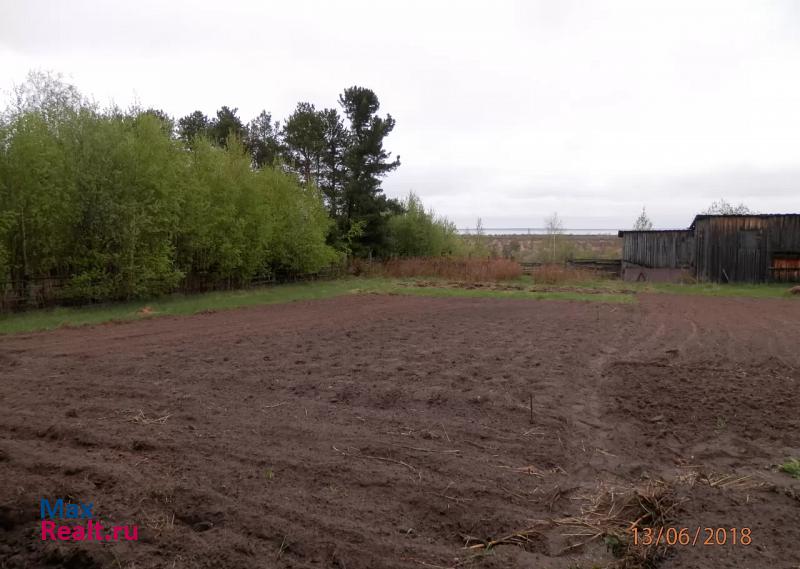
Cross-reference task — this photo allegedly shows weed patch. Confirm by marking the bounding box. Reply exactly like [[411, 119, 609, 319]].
[[780, 459, 800, 479]]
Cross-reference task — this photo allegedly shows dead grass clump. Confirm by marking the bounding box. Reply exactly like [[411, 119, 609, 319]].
[[555, 482, 680, 568], [143, 511, 175, 533], [530, 264, 597, 285], [365, 257, 523, 281], [676, 468, 759, 490], [462, 482, 678, 568], [127, 410, 171, 425]]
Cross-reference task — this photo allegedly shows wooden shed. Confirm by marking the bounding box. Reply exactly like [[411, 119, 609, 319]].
[[617, 229, 695, 282], [691, 214, 800, 283], [618, 214, 800, 283]]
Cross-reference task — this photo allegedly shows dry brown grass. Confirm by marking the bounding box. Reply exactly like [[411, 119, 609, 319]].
[[142, 511, 175, 532], [555, 482, 680, 568], [356, 257, 523, 281], [126, 409, 171, 425], [530, 264, 598, 285], [464, 482, 679, 569]]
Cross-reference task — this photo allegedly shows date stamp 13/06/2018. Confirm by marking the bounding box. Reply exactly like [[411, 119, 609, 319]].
[[631, 527, 752, 547]]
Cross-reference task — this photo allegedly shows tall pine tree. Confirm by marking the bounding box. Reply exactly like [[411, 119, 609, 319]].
[[318, 108, 349, 218], [177, 110, 210, 143], [246, 110, 282, 168], [338, 86, 401, 256], [209, 106, 246, 147], [282, 103, 325, 186]]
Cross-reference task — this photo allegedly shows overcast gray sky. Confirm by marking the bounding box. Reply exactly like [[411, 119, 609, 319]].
[[2, 0, 800, 230]]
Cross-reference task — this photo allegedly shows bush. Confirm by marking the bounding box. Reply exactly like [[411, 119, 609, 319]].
[[387, 192, 461, 257]]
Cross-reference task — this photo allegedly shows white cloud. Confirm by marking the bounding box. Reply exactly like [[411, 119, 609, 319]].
[[2, 0, 799, 230]]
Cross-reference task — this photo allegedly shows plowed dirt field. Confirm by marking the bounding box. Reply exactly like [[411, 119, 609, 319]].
[[1, 293, 799, 568]]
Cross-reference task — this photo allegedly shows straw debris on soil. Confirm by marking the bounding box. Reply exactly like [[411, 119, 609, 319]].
[[555, 482, 680, 567], [675, 467, 763, 490], [464, 481, 680, 569], [126, 409, 171, 425]]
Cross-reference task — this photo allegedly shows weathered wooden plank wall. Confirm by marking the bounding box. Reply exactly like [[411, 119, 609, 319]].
[[620, 230, 694, 269], [622, 215, 800, 283], [694, 215, 800, 282]]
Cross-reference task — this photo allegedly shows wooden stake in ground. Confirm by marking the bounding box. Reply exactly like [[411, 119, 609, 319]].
[[529, 394, 534, 424]]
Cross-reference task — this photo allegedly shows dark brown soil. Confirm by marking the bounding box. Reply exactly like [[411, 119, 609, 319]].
[[1, 293, 799, 568]]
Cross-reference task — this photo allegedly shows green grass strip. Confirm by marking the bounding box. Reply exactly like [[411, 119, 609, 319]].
[[2, 275, 795, 335], [373, 284, 634, 304], [0, 279, 365, 335], [646, 282, 796, 298]]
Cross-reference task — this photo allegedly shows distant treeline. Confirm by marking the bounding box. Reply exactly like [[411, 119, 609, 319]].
[[0, 72, 466, 304]]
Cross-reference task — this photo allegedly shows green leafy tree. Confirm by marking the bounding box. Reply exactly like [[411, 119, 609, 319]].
[[0, 72, 86, 301], [0, 213, 11, 281], [0, 73, 384, 307], [5, 70, 87, 124], [141, 108, 175, 137], [387, 192, 460, 257], [259, 166, 340, 272], [176, 137, 337, 287], [0, 111, 77, 301], [65, 111, 184, 300], [0, 127, 10, 281], [177, 137, 265, 285]]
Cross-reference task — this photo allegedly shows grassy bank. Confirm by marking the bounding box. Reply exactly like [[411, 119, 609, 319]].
[[0, 277, 634, 335], [1, 276, 795, 335], [647, 282, 796, 298], [517, 273, 797, 298], [0, 280, 363, 335], [361, 280, 635, 304]]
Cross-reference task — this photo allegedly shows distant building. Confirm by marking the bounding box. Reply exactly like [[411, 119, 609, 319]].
[[618, 214, 800, 283]]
